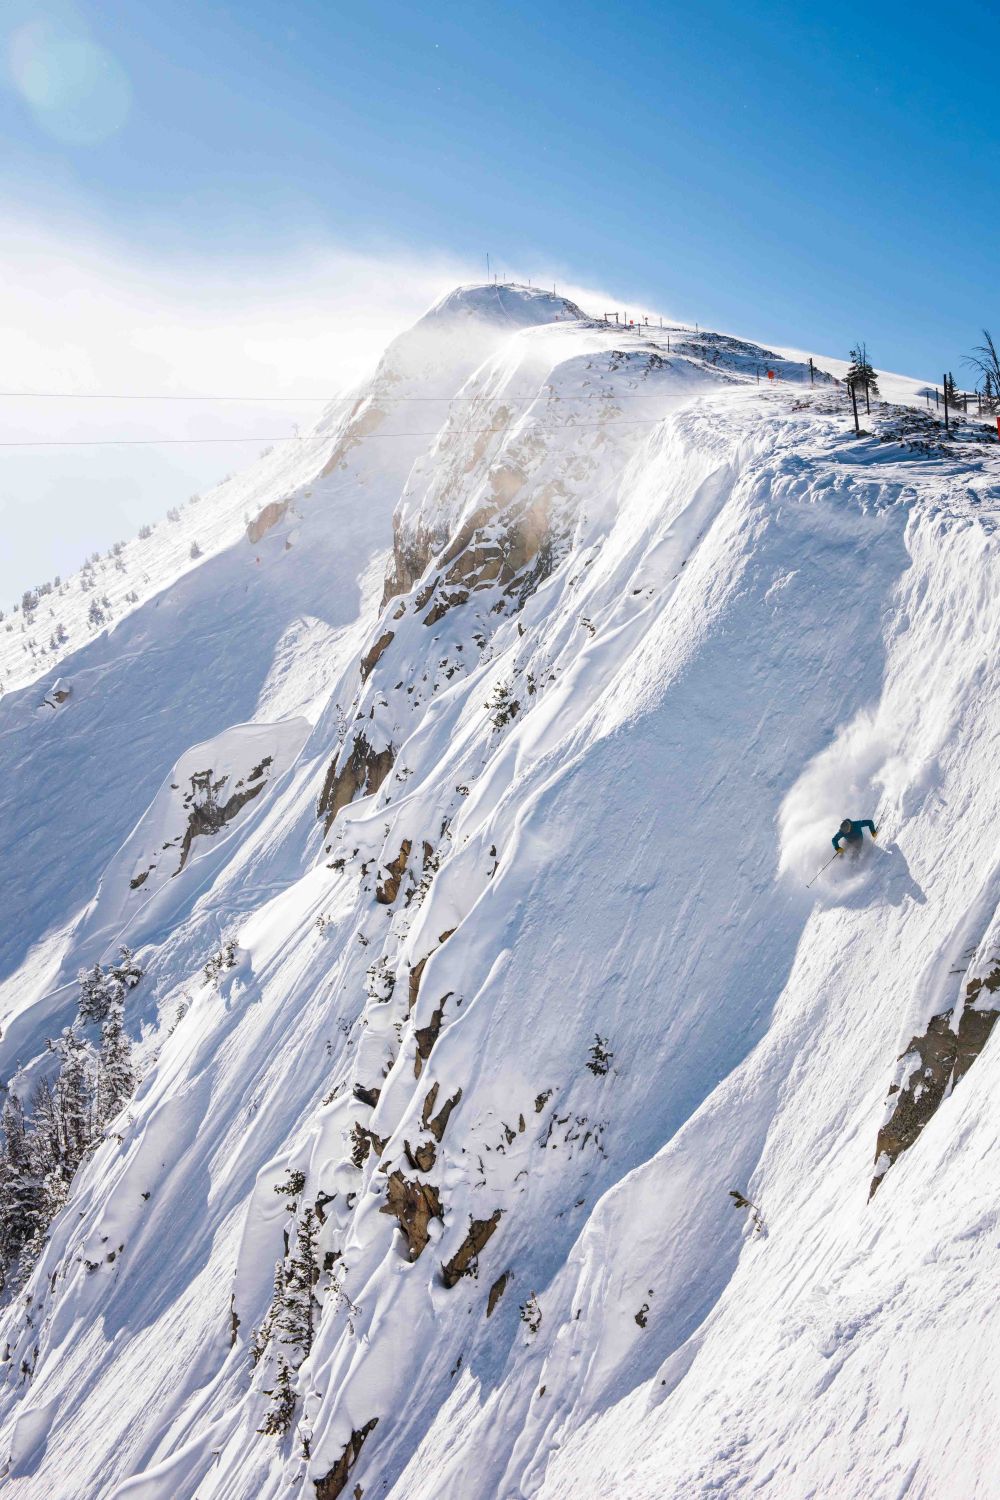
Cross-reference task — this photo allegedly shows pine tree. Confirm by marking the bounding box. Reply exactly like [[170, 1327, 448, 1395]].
[[77, 964, 125, 1026], [258, 1355, 297, 1436], [250, 1259, 287, 1367], [0, 1095, 45, 1275], [20, 1079, 65, 1273], [846, 343, 880, 412], [278, 1207, 321, 1362], [49, 1029, 94, 1176], [78, 964, 109, 1024], [95, 1002, 136, 1131], [110, 946, 143, 991]]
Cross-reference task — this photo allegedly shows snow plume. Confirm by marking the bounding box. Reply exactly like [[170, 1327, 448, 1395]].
[[0, 216, 477, 602], [778, 710, 891, 887]]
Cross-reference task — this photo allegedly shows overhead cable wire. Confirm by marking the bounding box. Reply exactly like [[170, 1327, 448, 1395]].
[[0, 418, 682, 448]]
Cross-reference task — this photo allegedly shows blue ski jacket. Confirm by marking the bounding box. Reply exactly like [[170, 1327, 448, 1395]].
[[833, 818, 876, 851]]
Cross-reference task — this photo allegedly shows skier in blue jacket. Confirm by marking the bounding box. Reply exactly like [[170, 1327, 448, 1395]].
[[833, 817, 878, 853]]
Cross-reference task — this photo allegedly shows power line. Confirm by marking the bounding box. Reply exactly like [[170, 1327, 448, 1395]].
[[0, 390, 690, 403], [0, 418, 676, 449]]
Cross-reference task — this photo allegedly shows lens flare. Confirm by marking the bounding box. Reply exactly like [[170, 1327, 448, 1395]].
[[8, 19, 131, 144]]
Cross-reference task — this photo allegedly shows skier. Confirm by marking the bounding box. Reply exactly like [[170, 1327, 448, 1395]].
[[832, 817, 878, 855]]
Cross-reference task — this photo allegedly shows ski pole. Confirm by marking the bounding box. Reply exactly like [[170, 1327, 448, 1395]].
[[806, 851, 839, 889]]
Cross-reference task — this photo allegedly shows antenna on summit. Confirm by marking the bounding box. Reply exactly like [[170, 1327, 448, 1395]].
[[486, 252, 490, 282]]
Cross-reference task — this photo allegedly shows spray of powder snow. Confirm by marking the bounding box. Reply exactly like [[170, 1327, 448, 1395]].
[[779, 711, 919, 893]]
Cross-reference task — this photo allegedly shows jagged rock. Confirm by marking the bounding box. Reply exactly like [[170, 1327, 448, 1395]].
[[315, 1418, 379, 1500], [351, 1123, 388, 1170], [955, 967, 1000, 1083], [486, 1271, 510, 1317], [441, 1210, 502, 1288], [408, 955, 429, 1014], [404, 1138, 437, 1172], [414, 994, 452, 1078], [408, 929, 456, 1014], [422, 1084, 462, 1142], [246, 498, 289, 544], [379, 1171, 442, 1259], [382, 474, 561, 630], [870, 971, 1000, 1198], [376, 839, 412, 904], [43, 678, 72, 707], [176, 760, 272, 871], [360, 630, 394, 682], [318, 732, 395, 829], [353, 1082, 381, 1109]]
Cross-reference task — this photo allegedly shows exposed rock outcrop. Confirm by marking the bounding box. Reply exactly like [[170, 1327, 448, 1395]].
[[379, 1172, 442, 1259], [375, 839, 412, 905], [414, 996, 451, 1078], [353, 1082, 381, 1109], [351, 1124, 388, 1170], [315, 1418, 379, 1500], [407, 929, 456, 1014], [176, 762, 272, 872], [486, 1271, 510, 1317], [404, 1138, 437, 1172], [422, 1083, 462, 1142], [246, 498, 290, 544], [441, 1210, 502, 1288], [318, 733, 395, 829], [381, 477, 563, 627], [360, 630, 394, 682], [870, 966, 1000, 1198]]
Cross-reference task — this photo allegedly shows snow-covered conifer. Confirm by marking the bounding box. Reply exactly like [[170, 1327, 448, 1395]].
[[77, 964, 123, 1025], [258, 1356, 296, 1436], [49, 1028, 95, 1176], [0, 1095, 45, 1276], [95, 1003, 136, 1131], [110, 946, 143, 991], [278, 1207, 320, 1362]]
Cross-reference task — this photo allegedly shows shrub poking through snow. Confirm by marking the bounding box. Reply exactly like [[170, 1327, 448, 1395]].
[[586, 1034, 613, 1077], [203, 939, 237, 987], [485, 679, 520, 730], [520, 1292, 542, 1334]]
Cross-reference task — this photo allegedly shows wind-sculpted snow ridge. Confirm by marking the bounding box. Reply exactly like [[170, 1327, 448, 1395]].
[[1, 286, 1000, 1500]]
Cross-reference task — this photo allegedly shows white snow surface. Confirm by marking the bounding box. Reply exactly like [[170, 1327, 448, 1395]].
[[1, 284, 1000, 1498]]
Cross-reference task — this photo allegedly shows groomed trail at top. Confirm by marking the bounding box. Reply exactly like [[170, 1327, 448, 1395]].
[[1, 284, 999, 1499]]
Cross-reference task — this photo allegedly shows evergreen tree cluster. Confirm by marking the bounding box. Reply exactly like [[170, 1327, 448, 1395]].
[[254, 1204, 322, 1438], [77, 946, 143, 1026], [0, 949, 141, 1292]]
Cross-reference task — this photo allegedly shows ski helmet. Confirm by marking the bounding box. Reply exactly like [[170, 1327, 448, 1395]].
[[840, 819, 853, 833]]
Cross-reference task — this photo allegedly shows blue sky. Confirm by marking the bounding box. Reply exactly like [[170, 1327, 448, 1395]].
[[2, 0, 998, 597]]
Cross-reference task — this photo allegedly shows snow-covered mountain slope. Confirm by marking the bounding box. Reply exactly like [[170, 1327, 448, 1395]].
[[1, 284, 1000, 1500]]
